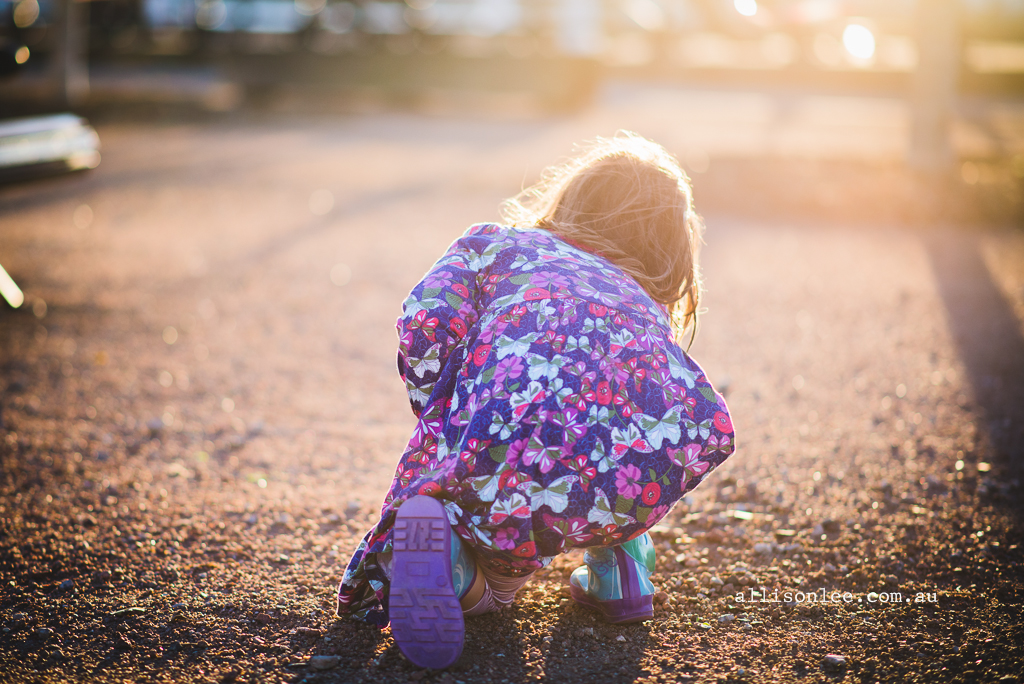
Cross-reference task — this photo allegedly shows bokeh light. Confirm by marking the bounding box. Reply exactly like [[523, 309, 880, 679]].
[[842, 23, 876, 61], [734, 0, 757, 18]]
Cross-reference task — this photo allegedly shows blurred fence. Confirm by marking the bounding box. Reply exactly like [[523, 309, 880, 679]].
[[1, 1, 1022, 121]]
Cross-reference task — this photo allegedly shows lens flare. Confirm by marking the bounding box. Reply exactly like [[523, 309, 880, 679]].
[[842, 24, 875, 60]]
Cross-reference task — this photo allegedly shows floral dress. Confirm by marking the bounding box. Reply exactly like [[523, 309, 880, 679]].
[[337, 223, 735, 626]]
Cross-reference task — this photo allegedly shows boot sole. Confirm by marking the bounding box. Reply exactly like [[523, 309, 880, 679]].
[[389, 496, 464, 669]]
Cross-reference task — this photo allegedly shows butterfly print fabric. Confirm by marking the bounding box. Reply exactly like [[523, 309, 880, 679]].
[[337, 224, 735, 625]]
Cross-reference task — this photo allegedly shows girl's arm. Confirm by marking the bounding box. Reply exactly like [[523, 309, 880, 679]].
[[396, 224, 496, 416]]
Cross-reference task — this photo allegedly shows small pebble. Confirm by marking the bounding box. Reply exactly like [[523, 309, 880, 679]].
[[59, 579, 75, 590], [36, 627, 53, 638], [110, 607, 146, 618], [823, 563, 837, 572], [718, 614, 735, 624], [615, 635, 626, 642], [812, 523, 824, 536], [753, 543, 773, 554], [308, 655, 340, 671], [822, 654, 847, 670], [171, 603, 187, 611]]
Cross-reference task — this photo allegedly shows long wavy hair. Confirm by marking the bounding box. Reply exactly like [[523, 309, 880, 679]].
[[501, 132, 705, 348]]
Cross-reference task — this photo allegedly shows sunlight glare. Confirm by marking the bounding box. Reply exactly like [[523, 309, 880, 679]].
[[842, 23, 875, 60]]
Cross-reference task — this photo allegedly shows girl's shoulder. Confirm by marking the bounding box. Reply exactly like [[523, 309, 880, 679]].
[[463, 223, 548, 243], [458, 223, 579, 261], [463, 223, 594, 258]]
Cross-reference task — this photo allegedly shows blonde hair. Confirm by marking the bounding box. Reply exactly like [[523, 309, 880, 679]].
[[501, 132, 704, 348]]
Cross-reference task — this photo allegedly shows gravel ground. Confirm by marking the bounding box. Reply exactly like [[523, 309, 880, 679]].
[[1, 98, 1023, 684]]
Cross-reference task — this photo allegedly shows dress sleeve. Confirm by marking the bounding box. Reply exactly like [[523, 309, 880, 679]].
[[396, 224, 496, 416]]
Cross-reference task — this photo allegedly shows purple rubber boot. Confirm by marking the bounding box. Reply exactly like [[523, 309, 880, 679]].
[[389, 495, 464, 669]]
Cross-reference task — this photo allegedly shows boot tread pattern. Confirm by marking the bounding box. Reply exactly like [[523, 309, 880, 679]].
[[390, 589, 463, 643], [394, 517, 447, 552]]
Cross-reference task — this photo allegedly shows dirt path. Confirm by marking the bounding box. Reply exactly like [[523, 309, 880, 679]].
[[1, 95, 1023, 683]]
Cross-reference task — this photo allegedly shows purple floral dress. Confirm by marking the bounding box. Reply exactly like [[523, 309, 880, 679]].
[[337, 224, 735, 625]]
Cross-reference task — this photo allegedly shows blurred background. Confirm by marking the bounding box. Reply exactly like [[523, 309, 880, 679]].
[[3, 0, 1024, 106], [1, 0, 1023, 221]]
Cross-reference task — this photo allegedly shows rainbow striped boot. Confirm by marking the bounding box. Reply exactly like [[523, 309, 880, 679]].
[[569, 532, 656, 624]]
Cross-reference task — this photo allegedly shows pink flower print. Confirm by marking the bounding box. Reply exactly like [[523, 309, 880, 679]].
[[458, 299, 476, 323], [530, 272, 570, 291], [450, 317, 468, 339], [472, 344, 492, 366], [713, 411, 733, 433], [524, 287, 551, 301], [615, 463, 643, 499], [504, 437, 529, 469], [495, 527, 518, 551], [422, 270, 455, 289], [493, 356, 525, 386]]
